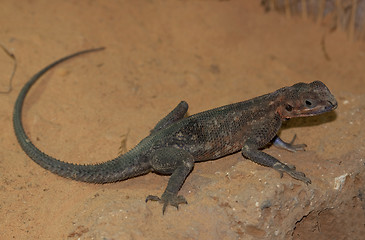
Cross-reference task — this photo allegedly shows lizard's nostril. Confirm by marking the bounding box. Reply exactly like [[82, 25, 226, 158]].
[[329, 100, 338, 109]]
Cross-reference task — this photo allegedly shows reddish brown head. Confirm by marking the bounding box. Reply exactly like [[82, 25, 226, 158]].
[[277, 81, 337, 119]]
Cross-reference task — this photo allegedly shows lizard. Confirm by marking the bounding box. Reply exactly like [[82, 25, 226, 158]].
[[13, 48, 338, 213]]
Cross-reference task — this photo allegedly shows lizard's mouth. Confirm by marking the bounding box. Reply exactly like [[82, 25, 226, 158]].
[[297, 99, 338, 117]]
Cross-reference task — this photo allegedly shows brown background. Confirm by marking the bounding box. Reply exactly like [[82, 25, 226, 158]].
[[0, 1, 364, 239]]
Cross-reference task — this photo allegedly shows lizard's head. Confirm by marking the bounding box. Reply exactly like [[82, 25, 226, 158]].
[[277, 81, 337, 119]]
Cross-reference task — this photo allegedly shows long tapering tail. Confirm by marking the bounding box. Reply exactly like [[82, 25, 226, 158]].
[[13, 48, 151, 183]]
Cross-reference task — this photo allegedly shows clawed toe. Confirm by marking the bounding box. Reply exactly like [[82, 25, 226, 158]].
[[289, 137, 307, 152], [290, 144, 307, 152], [274, 135, 307, 152], [273, 163, 311, 185], [146, 191, 188, 214], [288, 170, 311, 184], [146, 195, 161, 202], [287, 164, 296, 170]]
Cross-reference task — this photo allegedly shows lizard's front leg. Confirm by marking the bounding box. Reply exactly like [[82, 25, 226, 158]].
[[241, 144, 311, 184], [146, 147, 194, 214], [273, 135, 307, 152]]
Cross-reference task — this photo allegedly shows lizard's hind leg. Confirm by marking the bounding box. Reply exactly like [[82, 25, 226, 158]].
[[150, 101, 189, 134], [146, 147, 194, 214]]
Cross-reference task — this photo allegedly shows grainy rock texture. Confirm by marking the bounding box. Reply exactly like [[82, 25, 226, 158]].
[[0, 1, 364, 239]]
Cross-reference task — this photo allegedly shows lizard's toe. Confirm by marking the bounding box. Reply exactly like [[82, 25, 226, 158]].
[[145, 195, 161, 202], [287, 164, 296, 170], [288, 135, 307, 152], [146, 191, 187, 214], [273, 163, 311, 185], [289, 143, 307, 152], [273, 135, 307, 152], [287, 170, 312, 184]]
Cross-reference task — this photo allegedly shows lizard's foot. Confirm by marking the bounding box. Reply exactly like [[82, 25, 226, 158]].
[[273, 134, 307, 152], [273, 163, 311, 184], [146, 191, 187, 214]]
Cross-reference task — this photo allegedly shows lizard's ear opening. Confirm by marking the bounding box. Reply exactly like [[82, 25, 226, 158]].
[[277, 102, 296, 119], [285, 104, 293, 112]]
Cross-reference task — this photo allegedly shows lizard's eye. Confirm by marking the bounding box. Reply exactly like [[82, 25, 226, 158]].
[[285, 104, 293, 112], [305, 99, 315, 108]]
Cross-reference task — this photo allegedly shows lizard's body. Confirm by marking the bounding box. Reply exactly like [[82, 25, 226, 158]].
[[13, 48, 338, 213]]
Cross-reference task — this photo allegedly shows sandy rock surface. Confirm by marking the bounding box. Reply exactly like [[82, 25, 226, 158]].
[[0, 1, 364, 239]]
